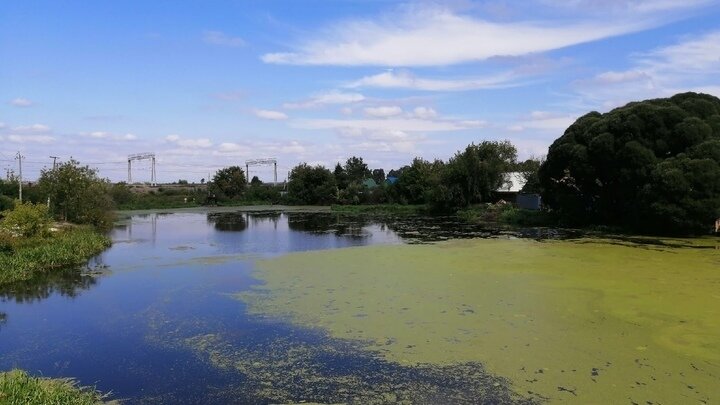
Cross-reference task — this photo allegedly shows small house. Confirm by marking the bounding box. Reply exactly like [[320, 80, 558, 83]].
[[495, 172, 542, 210]]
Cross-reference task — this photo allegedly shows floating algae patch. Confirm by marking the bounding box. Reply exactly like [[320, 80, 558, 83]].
[[184, 332, 532, 404], [142, 292, 530, 404], [239, 237, 720, 404]]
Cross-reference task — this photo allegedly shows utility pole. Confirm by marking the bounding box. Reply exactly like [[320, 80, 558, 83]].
[[15, 152, 23, 202], [50, 155, 59, 170]]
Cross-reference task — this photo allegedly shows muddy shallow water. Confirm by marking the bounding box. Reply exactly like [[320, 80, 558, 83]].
[[0, 209, 718, 404]]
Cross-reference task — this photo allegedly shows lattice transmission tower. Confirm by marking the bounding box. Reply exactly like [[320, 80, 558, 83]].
[[245, 158, 278, 185], [128, 153, 156, 185]]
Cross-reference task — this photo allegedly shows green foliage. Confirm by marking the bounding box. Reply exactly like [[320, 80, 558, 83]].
[[109, 182, 134, 206], [38, 160, 116, 229], [429, 141, 517, 210], [515, 157, 544, 193], [394, 159, 442, 205], [0, 179, 19, 199], [337, 181, 367, 205], [371, 168, 385, 185], [0, 195, 15, 211], [1, 201, 51, 237], [540, 92, 720, 234], [344, 156, 371, 184], [244, 184, 281, 204], [333, 163, 349, 190], [250, 176, 262, 186], [0, 369, 109, 404], [0, 227, 111, 286], [287, 163, 337, 205], [210, 166, 246, 200]]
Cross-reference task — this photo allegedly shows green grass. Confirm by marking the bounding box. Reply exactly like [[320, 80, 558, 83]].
[[330, 204, 426, 215], [0, 369, 112, 404], [0, 227, 111, 286]]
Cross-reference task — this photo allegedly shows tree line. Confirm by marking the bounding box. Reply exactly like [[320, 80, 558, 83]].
[[2, 92, 717, 235]]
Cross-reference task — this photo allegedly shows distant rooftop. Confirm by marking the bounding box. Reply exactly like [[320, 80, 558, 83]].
[[496, 172, 526, 193]]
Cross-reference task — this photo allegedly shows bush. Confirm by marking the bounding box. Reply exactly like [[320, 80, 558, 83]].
[[38, 160, 116, 229], [0, 201, 51, 237], [0, 195, 15, 212]]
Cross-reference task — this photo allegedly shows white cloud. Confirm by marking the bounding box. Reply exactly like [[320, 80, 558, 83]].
[[165, 134, 213, 148], [253, 109, 289, 120], [412, 106, 438, 119], [293, 117, 483, 132], [573, 30, 720, 108], [348, 70, 523, 91], [283, 90, 365, 109], [8, 135, 55, 144], [506, 112, 577, 133], [261, 7, 651, 66], [12, 124, 51, 133], [10, 98, 33, 107], [203, 30, 245, 47], [364, 106, 403, 118], [540, 0, 713, 13]]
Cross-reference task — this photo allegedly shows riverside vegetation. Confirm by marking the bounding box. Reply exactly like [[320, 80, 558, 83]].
[[0, 369, 110, 404], [0, 161, 114, 402], [106, 92, 720, 236]]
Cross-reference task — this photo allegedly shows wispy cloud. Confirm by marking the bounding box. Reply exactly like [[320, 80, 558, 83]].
[[262, 7, 653, 66], [364, 106, 403, 118], [7, 135, 55, 144], [347, 69, 524, 91], [573, 30, 720, 108], [84, 131, 137, 141], [10, 98, 33, 107], [203, 30, 245, 47], [253, 109, 289, 120], [283, 90, 365, 109], [11, 124, 51, 133], [293, 117, 485, 132], [165, 134, 213, 148]]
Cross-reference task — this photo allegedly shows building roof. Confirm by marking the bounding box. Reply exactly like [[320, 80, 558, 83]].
[[496, 172, 526, 193]]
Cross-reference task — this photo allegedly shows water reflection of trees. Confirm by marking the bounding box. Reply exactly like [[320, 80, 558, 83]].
[[0, 268, 102, 304], [207, 212, 248, 232], [286, 213, 371, 238], [247, 211, 281, 226]]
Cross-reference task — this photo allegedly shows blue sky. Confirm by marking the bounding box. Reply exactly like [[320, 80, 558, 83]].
[[1, 0, 719, 183]]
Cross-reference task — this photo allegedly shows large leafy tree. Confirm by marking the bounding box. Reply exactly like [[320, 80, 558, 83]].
[[539, 92, 720, 234], [344, 156, 371, 184], [432, 141, 517, 209], [287, 164, 337, 205], [333, 163, 349, 190], [395, 158, 441, 204], [371, 168, 386, 185], [38, 159, 115, 228], [210, 166, 246, 200]]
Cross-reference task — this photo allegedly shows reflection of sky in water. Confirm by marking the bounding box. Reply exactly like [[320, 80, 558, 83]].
[[0, 210, 449, 403]]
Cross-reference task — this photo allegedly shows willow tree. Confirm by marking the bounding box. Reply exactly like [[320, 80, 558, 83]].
[[539, 92, 720, 234]]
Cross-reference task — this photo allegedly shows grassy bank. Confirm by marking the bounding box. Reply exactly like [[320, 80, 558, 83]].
[[0, 369, 110, 404], [0, 227, 111, 286], [330, 204, 426, 215]]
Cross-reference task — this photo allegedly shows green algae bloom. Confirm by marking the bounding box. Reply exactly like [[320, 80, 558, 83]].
[[239, 237, 720, 404]]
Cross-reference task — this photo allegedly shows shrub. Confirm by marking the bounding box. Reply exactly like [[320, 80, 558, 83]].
[[0, 201, 51, 237]]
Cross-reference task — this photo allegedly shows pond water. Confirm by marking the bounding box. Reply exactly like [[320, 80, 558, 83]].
[[0, 209, 718, 404]]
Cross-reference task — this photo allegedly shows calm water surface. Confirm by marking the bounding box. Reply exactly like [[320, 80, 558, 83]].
[[0, 210, 526, 404]]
